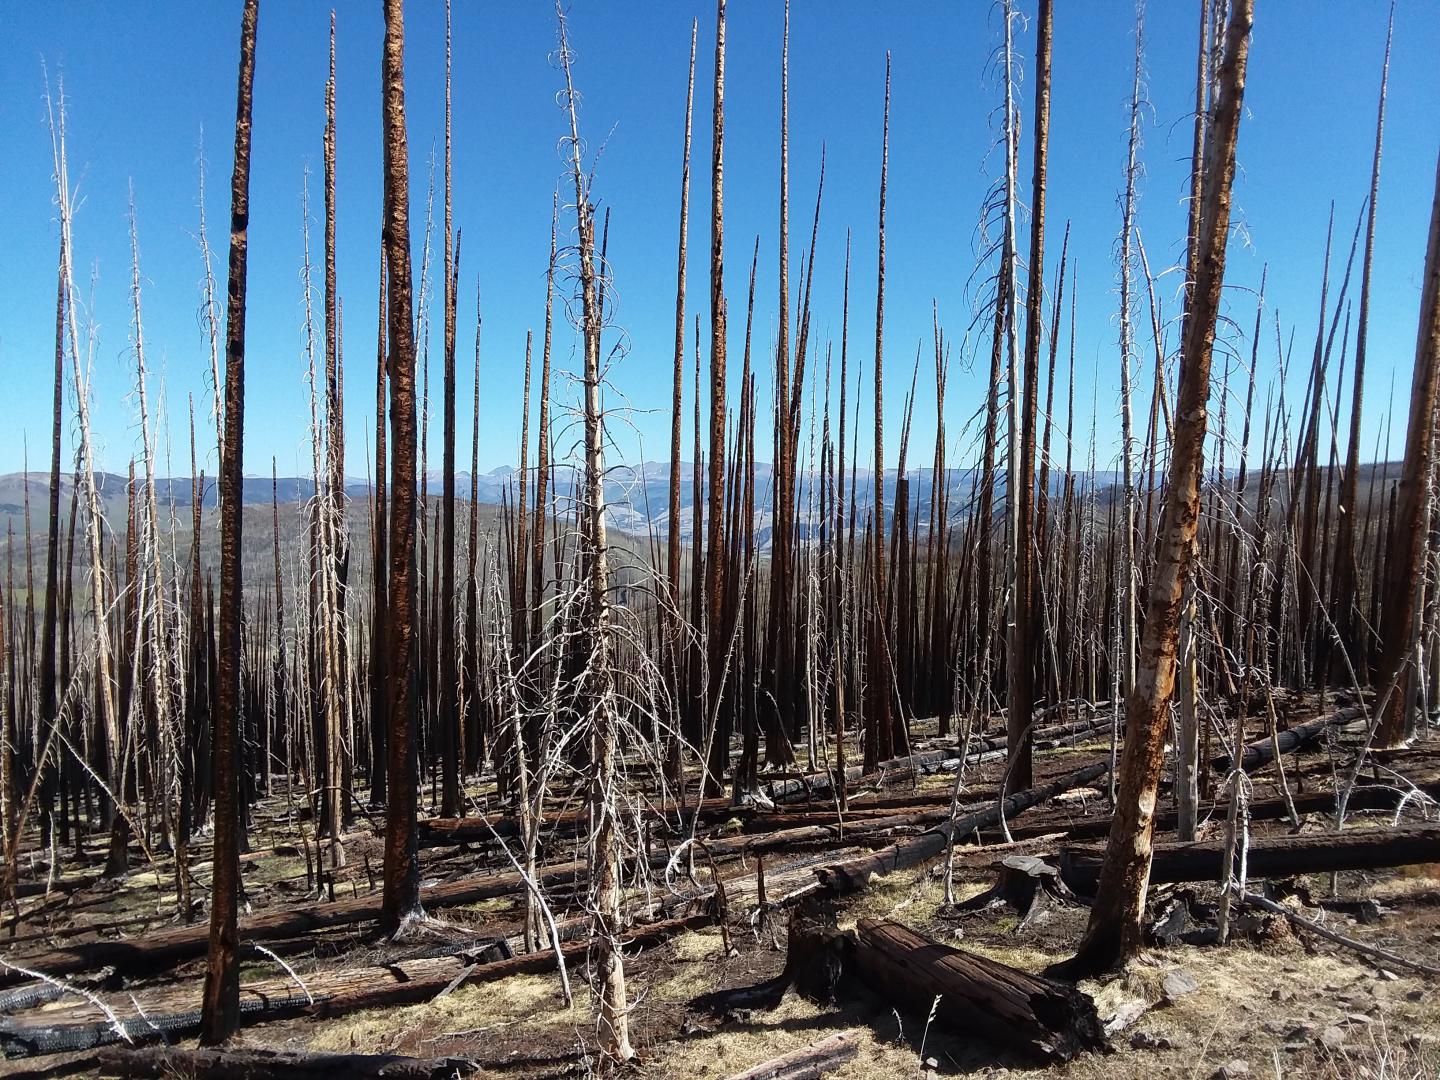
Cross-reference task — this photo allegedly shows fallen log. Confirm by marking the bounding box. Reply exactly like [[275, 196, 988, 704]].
[[0, 858, 592, 989], [696, 908, 1101, 1064], [1010, 779, 1440, 843], [0, 915, 710, 1057], [1061, 824, 1440, 894], [96, 1047, 480, 1079], [813, 761, 1110, 897], [417, 796, 740, 847], [850, 918, 1103, 1062], [1210, 706, 1367, 772], [722, 1031, 859, 1080]]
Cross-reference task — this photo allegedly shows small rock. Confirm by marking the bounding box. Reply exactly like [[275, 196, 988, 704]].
[[1406, 989, 1425, 1002], [1210, 1060, 1250, 1079], [1130, 1030, 1175, 1051], [1377, 968, 1399, 982], [1343, 1013, 1373, 1026], [1319, 1026, 1347, 1050], [1285, 1023, 1315, 1041], [1162, 969, 1200, 1004]]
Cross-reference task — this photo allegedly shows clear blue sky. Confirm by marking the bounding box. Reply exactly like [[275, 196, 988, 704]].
[[0, 2, 1435, 484]]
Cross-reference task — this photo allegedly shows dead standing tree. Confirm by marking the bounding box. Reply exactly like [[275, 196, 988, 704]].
[[1374, 157, 1440, 745], [704, 0, 730, 799], [379, 0, 423, 937], [556, 3, 635, 1063], [1053, 0, 1252, 978], [200, 0, 258, 1045]]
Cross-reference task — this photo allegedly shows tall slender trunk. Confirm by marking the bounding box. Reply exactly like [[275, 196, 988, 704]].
[[200, 0, 258, 1044], [704, 0, 729, 798], [1335, 10, 1393, 674], [556, 5, 633, 1061], [865, 55, 895, 771], [439, 0, 462, 818], [666, 23, 697, 783], [1055, 0, 1252, 978], [1007, 0, 1051, 797], [379, 0, 423, 936], [1377, 154, 1440, 747]]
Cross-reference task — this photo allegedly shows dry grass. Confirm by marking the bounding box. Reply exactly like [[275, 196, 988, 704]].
[[306, 971, 572, 1057]]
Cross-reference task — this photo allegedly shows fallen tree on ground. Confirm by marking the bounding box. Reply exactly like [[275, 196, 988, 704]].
[[696, 908, 1102, 1064], [1060, 824, 1440, 894], [722, 1031, 859, 1080], [1210, 706, 1367, 772], [96, 1046, 480, 1079]]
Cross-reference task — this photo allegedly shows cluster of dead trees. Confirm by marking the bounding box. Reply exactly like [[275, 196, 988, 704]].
[[4, 0, 1440, 1068]]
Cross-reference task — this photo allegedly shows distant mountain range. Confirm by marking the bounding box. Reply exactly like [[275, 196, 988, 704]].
[[0, 463, 1135, 549]]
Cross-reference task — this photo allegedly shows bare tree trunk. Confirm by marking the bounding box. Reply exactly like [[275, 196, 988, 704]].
[[865, 56, 895, 772], [667, 22, 697, 784], [1054, 0, 1252, 978], [703, 0, 730, 800], [1008, 0, 1051, 797], [200, 0, 258, 1044], [556, 5, 633, 1061], [379, 0, 423, 936], [1377, 152, 1440, 747], [1336, 11, 1392, 677]]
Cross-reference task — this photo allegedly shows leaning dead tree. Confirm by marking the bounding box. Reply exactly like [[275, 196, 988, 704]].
[[1055, 0, 1252, 978]]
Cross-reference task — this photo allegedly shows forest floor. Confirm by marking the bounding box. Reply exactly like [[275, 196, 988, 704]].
[[3, 714, 1439, 1078]]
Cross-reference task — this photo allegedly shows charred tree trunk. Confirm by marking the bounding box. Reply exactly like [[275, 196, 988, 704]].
[[200, 0, 258, 1045], [379, 0, 423, 935], [1054, 0, 1251, 978]]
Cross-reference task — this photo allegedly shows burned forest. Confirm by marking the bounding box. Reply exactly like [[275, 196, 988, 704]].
[[3, 1, 1440, 1078]]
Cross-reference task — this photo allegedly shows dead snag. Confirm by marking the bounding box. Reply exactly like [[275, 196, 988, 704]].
[[1375, 153, 1440, 745], [1053, 0, 1253, 979], [555, 3, 633, 1063], [200, 0, 258, 1047], [1008, 0, 1052, 797], [705, 0, 730, 798], [379, 0, 423, 935]]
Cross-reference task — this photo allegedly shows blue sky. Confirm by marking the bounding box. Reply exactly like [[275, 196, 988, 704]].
[[0, 2, 1435, 484]]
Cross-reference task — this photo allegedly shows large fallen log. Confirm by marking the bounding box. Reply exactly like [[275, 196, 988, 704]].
[[696, 909, 1101, 1064], [1210, 706, 1367, 772], [1061, 824, 1440, 894], [722, 1031, 859, 1080], [850, 918, 1103, 1062], [96, 1047, 480, 1079]]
